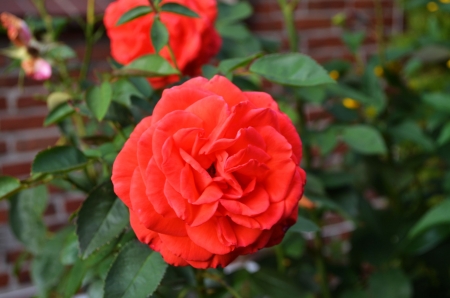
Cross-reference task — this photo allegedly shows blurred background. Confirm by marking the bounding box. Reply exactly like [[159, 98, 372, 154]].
[[2, 0, 450, 297]]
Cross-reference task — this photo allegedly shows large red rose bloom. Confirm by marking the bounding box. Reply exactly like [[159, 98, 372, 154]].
[[112, 76, 306, 268], [104, 0, 221, 89]]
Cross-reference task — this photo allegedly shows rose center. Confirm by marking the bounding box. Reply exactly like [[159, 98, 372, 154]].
[[207, 164, 216, 177]]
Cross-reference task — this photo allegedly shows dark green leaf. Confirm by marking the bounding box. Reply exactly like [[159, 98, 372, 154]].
[[104, 241, 168, 298], [218, 52, 262, 75], [217, 2, 253, 25], [86, 82, 113, 121], [112, 78, 142, 107], [342, 125, 387, 155], [408, 200, 450, 239], [151, 18, 169, 53], [9, 186, 48, 254], [0, 176, 21, 199], [32, 146, 88, 174], [290, 216, 320, 233], [438, 122, 450, 145], [368, 269, 412, 298], [423, 93, 450, 112], [117, 54, 179, 77], [390, 121, 434, 151], [77, 181, 128, 258], [342, 31, 365, 54], [250, 53, 335, 87], [160, 2, 199, 18], [44, 102, 75, 126], [117, 6, 152, 26]]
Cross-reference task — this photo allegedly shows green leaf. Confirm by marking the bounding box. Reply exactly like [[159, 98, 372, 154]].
[[249, 53, 335, 87], [368, 269, 412, 298], [76, 181, 128, 258], [289, 216, 320, 233], [160, 2, 199, 18], [44, 102, 75, 126], [32, 146, 88, 174], [0, 176, 21, 199], [342, 125, 387, 155], [104, 241, 168, 298], [408, 200, 450, 239], [112, 78, 142, 107], [218, 52, 262, 76], [116, 6, 152, 26], [438, 122, 450, 145], [9, 186, 48, 254], [86, 81, 113, 121], [390, 121, 434, 151], [47, 91, 71, 111], [117, 54, 179, 77], [342, 31, 365, 54], [423, 93, 450, 113], [217, 2, 253, 25], [151, 18, 169, 53]]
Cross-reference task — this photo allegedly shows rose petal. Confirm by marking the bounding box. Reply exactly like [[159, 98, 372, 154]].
[[186, 219, 234, 254], [145, 158, 176, 218], [202, 75, 247, 107], [244, 91, 280, 110], [184, 95, 229, 136], [220, 186, 270, 216], [159, 234, 212, 262]]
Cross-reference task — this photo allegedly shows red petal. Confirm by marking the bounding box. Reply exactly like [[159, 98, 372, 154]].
[[186, 219, 234, 254], [184, 95, 229, 136], [203, 75, 247, 107], [228, 199, 285, 230], [159, 234, 213, 262], [187, 253, 238, 269], [145, 158, 176, 218], [220, 186, 270, 216], [129, 210, 160, 249], [112, 116, 153, 208], [244, 91, 279, 110]]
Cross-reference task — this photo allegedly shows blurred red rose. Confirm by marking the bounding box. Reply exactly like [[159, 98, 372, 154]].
[[112, 75, 306, 268], [104, 0, 221, 89], [0, 12, 32, 47]]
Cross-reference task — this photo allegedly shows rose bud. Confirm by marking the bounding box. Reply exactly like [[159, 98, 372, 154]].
[[104, 0, 221, 89], [112, 75, 306, 269], [21, 57, 52, 81], [0, 12, 32, 47]]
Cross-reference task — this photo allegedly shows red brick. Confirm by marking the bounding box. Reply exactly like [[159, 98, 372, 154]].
[[17, 96, 47, 108], [296, 18, 331, 30], [0, 115, 46, 131], [48, 223, 66, 232], [44, 203, 56, 216], [0, 97, 6, 110], [6, 250, 25, 264], [16, 136, 58, 152], [309, 37, 343, 49], [253, 2, 279, 14], [0, 273, 9, 287], [248, 20, 284, 31], [353, 0, 393, 9], [18, 270, 31, 284], [308, 1, 345, 9], [0, 162, 31, 176], [65, 199, 85, 213], [0, 209, 8, 224], [0, 141, 7, 155]]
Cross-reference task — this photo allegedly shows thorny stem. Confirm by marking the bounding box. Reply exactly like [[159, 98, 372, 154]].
[[79, 0, 96, 81]]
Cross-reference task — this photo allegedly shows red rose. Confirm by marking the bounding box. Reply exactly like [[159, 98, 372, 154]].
[[104, 0, 221, 89], [112, 76, 306, 268]]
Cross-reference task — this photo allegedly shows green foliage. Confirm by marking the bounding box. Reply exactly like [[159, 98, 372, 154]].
[[116, 6, 152, 26], [160, 3, 199, 18]]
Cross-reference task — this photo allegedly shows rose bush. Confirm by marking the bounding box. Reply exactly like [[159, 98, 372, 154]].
[[104, 0, 221, 89], [112, 75, 306, 268]]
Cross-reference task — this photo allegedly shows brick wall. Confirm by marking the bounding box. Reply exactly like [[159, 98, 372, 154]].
[[0, 0, 401, 296]]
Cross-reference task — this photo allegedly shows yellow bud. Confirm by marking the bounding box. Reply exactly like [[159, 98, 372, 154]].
[[329, 70, 340, 80], [427, 2, 439, 12], [342, 98, 360, 109], [447, 59, 450, 69], [365, 106, 377, 118], [440, 0, 450, 3], [374, 66, 384, 77]]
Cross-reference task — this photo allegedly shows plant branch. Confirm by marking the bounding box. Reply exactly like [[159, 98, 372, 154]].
[[277, 0, 299, 52], [32, 0, 55, 41], [79, 0, 96, 81]]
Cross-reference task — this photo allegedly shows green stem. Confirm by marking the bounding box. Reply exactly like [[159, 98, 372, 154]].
[[312, 213, 330, 298], [204, 273, 243, 298], [275, 245, 286, 273], [167, 45, 180, 73], [277, 0, 299, 52], [32, 0, 55, 41], [195, 269, 206, 298], [373, 0, 385, 64], [79, 0, 96, 81]]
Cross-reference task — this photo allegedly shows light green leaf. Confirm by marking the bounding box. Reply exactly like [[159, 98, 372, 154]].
[[32, 146, 88, 174], [86, 81, 112, 121], [290, 216, 320, 233], [218, 52, 262, 76], [151, 18, 169, 53], [390, 121, 434, 151], [423, 93, 450, 112], [217, 2, 253, 25], [47, 91, 71, 111], [249, 53, 335, 87], [408, 200, 450, 239], [117, 54, 179, 77], [342, 31, 365, 54], [368, 269, 412, 298], [104, 241, 168, 298], [76, 181, 128, 258], [116, 6, 152, 26], [160, 2, 199, 18], [44, 102, 75, 126], [342, 125, 387, 155], [0, 176, 21, 199], [9, 186, 48, 254], [438, 122, 450, 145]]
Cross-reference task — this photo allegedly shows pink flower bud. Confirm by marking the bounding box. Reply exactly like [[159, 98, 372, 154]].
[[21, 57, 52, 81], [0, 13, 32, 47]]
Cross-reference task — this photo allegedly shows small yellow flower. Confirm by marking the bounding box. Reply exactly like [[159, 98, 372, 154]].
[[374, 65, 384, 77], [365, 106, 377, 118], [342, 98, 360, 109], [446, 59, 450, 69], [329, 70, 340, 80], [427, 1, 439, 12], [440, 0, 450, 3]]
